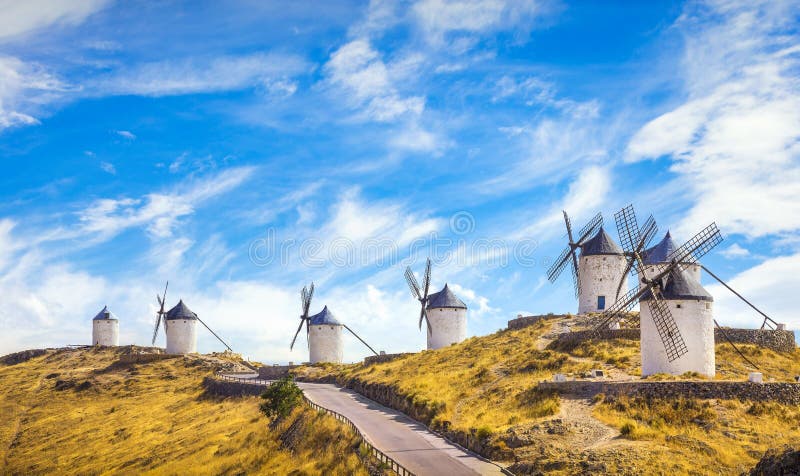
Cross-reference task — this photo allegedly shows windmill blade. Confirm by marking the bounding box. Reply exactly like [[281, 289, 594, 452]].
[[614, 258, 636, 301], [305, 282, 315, 317], [614, 204, 641, 254], [160, 281, 169, 311], [648, 292, 688, 362], [289, 318, 305, 350], [575, 212, 603, 245], [404, 266, 422, 299], [592, 286, 648, 332], [418, 306, 433, 334], [151, 314, 162, 346], [422, 258, 432, 299], [195, 316, 234, 352], [546, 245, 574, 282], [701, 265, 778, 329], [301, 286, 308, 314], [343, 325, 379, 356], [570, 257, 581, 300], [563, 210, 575, 242], [667, 223, 723, 266]]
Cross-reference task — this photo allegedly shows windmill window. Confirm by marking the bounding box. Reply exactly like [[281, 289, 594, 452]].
[[676, 304, 682, 309], [706, 303, 711, 309], [597, 296, 606, 310]]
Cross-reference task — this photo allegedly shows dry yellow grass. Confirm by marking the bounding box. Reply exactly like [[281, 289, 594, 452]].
[[0, 347, 369, 476]]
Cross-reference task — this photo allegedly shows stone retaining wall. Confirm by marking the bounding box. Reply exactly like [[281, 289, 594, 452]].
[[363, 353, 412, 365], [202, 376, 265, 397], [548, 328, 796, 353], [257, 365, 298, 379], [118, 353, 180, 364], [507, 314, 562, 330], [537, 380, 800, 405]]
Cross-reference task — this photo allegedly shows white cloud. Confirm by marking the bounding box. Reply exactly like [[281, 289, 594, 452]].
[[0, 56, 71, 132], [324, 39, 425, 122], [720, 243, 750, 259], [0, 0, 109, 42], [99, 161, 116, 174], [90, 53, 309, 97], [708, 253, 800, 330], [77, 166, 255, 241], [114, 130, 136, 140], [412, 0, 543, 47], [626, 0, 800, 239]]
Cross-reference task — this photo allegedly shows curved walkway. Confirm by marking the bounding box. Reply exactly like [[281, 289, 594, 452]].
[[224, 374, 506, 476]]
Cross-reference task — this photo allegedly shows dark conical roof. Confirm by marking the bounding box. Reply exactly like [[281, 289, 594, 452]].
[[92, 305, 118, 320], [640, 268, 713, 302], [580, 227, 624, 256], [643, 231, 678, 264], [165, 300, 198, 320], [426, 284, 467, 309], [309, 305, 342, 326]]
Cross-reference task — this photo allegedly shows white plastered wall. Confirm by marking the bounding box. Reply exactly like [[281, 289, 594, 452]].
[[166, 319, 198, 354], [309, 325, 344, 363], [92, 320, 119, 346], [640, 299, 715, 377], [578, 254, 629, 314], [426, 307, 467, 350]]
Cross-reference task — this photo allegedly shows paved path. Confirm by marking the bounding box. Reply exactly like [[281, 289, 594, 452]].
[[224, 374, 506, 476]]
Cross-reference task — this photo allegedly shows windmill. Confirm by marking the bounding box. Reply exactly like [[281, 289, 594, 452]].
[[151, 281, 234, 354], [404, 258, 434, 334], [592, 204, 724, 364], [152, 281, 169, 346], [289, 283, 379, 363], [546, 211, 603, 300]]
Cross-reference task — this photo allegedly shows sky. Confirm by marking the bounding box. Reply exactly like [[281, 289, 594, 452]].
[[1, 0, 799, 362]]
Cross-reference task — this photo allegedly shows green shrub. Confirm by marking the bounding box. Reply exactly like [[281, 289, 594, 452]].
[[259, 376, 304, 419]]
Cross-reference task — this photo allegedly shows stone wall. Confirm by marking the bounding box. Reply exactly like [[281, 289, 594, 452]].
[[202, 376, 265, 397], [547, 328, 796, 353], [257, 365, 298, 379], [117, 353, 180, 364], [363, 353, 412, 365], [537, 380, 800, 405], [507, 314, 562, 331]]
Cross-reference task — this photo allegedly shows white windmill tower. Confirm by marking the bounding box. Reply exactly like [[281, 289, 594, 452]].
[[640, 268, 715, 376], [151, 282, 234, 355], [405, 259, 468, 350], [593, 204, 723, 377], [547, 211, 629, 315], [289, 283, 378, 364], [91, 306, 119, 346]]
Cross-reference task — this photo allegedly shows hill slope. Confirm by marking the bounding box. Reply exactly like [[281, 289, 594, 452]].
[[0, 347, 370, 475], [293, 315, 800, 475]]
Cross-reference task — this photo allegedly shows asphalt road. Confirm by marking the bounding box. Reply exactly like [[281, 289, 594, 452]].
[[296, 382, 506, 476]]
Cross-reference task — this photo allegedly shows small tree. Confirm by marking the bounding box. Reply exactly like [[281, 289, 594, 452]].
[[259, 376, 303, 419]]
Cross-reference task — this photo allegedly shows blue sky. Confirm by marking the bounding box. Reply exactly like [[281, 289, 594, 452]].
[[1, 0, 799, 362]]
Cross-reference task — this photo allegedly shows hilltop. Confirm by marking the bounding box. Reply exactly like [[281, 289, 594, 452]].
[[292, 314, 800, 475], [0, 346, 373, 475]]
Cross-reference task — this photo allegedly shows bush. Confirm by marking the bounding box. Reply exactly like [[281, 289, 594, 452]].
[[259, 377, 304, 419]]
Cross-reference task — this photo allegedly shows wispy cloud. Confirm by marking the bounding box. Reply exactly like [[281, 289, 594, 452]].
[[89, 53, 310, 97], [0, 0, 110, 42], [0, 56, 71, 131], [114, 130, 136, 140], [99, 161, 116, 174], [324, 39, 425, 122], [78, 166, 255, 241]]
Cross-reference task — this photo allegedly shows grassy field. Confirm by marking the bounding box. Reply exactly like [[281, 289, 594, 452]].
[[0, 347, 369, 476], [292, 315, 800, 474]]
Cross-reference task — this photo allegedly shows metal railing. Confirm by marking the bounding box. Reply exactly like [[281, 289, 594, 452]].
[[217, 374, 415, 476]]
